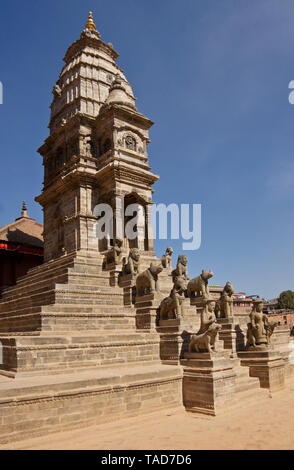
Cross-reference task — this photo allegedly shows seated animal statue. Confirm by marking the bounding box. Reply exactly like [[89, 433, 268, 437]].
[[172, 255, 189, 281], [159, 277, 187, 320], [189, 297, 221, 352], [189, 323, 222, 353], [161, 247, 173, 269], [122, 248, 140, 276], [215, 281, 234, 318], [187, 269, 214, 298], [264, 319, 278, 345], [136, 263, 163, 297], [106, 239, 123, 266]]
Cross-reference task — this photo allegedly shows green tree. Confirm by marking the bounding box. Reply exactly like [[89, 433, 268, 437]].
[[277, 290, 294, 309]]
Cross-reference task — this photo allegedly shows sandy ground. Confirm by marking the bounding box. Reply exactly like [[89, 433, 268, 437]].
[[1, 379, 294, 450]]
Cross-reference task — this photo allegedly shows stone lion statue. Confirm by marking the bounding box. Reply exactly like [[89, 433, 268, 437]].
[[136, 263, 163, 297], [189, 323, 221, 353], [172, 255, 189, 281], [159, 277, 187, 320], [215, 281, 234, 318], [161, 247, 173, 269], [122, 248, 140, 276], [187, 270, 214, 298]]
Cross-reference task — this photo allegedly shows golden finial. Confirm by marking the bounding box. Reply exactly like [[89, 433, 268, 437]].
[[21, 201, 28, 218], [86, 11, 96, 30]]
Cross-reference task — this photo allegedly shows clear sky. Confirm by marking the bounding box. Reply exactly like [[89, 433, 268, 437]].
[[0, 0, 293, 299]]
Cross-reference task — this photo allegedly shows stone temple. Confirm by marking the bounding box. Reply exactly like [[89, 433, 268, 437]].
[[0, 13, 292, 444]]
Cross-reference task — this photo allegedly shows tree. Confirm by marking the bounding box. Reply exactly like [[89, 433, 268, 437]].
[[277, 290, 294, 309]]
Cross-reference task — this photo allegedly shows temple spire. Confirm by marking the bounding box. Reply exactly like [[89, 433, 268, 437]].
[[85, 11, 96, 30], [21, 201, 28, 218]]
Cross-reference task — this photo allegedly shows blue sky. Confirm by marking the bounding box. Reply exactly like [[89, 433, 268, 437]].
[[0, 0, 293, 299]]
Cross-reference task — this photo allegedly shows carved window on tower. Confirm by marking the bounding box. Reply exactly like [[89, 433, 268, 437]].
[[103, 138, 112, 154], [55, 210, 65, 254], [70, 140, 79, 159], [125, 135, 136, 151], [90, 140, 98, 158], [55, 147, 64, 169], [45, 157, 54, 181]]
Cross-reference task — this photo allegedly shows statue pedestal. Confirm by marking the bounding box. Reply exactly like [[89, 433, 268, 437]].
[[118, 273, 136, 305], [238, 349, 285, 393], [135, 293, 163, 329], [181, 352, 236, 416], [270, 325, 294, 378], [189, 296, 206, 312], [105, 263, 122, 287], [157, 318, 192, 364], [217, 317, 241, 357]]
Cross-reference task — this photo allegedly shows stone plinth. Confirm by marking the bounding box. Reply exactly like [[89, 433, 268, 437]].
[[103, 262, 123, 287], [189, 296, 206, 312], [270, 326, 294, 377], [217, 317, 242, 357], [135, 293, 163, 329], [181, 352, 236, 416], [238, 349, 285, 392], [157, 318, 192, 364], [118, 273, 136, 305]]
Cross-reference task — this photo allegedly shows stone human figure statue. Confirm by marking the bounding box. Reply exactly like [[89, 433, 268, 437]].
[[189, 298, 221, 353], [161, 247, 173, 269], [215, 282, 234, 318], [159, 277, 187, 320], [106, 239, 123, 266], [198, 298, 218, 335], [122, 248, 140, 276], [246, 298, 275, 350], [172, 255, 189, 281]]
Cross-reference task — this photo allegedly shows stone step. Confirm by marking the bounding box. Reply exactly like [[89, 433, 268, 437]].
[[0, 300, 135, 316], [234, 384, 269, 402], [0, 332, 162, 376], [0, 311, 137, 333], [1, 266, 110, 301], [0, 285, 126, 316], [0, 361, 181, 398], [42, 303, 134, 313], [235, 375, 261, 393], [2, 253, 106, 294], [0, 362, 182, 445], [0, 290, 56, 313], [12, 255, 77, 285], [54, 291, 124, 305]]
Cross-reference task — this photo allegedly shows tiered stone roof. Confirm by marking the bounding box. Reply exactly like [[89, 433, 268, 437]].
[[49, 12, 136, 133], [0, 202, 43, 249]]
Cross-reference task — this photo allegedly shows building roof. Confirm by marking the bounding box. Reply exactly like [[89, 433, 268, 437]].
[[0, 202, 43, 249]]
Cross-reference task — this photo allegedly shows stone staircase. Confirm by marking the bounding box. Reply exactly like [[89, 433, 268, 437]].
[[0, 250, 287, 444], [0, 251, 184, 443]]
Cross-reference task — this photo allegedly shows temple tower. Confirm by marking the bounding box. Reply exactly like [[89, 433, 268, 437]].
[[36, 13, 158, 262]]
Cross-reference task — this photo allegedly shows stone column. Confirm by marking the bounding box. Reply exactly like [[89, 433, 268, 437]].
[[145, 203, 154, 251], [113, 194, 124, 242]]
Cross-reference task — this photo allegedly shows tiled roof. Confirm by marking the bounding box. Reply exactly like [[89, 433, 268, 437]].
[[0, 216, 43, 248]]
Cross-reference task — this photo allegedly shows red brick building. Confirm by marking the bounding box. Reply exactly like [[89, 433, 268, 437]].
[[232, 292, 253, 310], [0, 202, 43, 295], [267, 310, 294, 328]]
